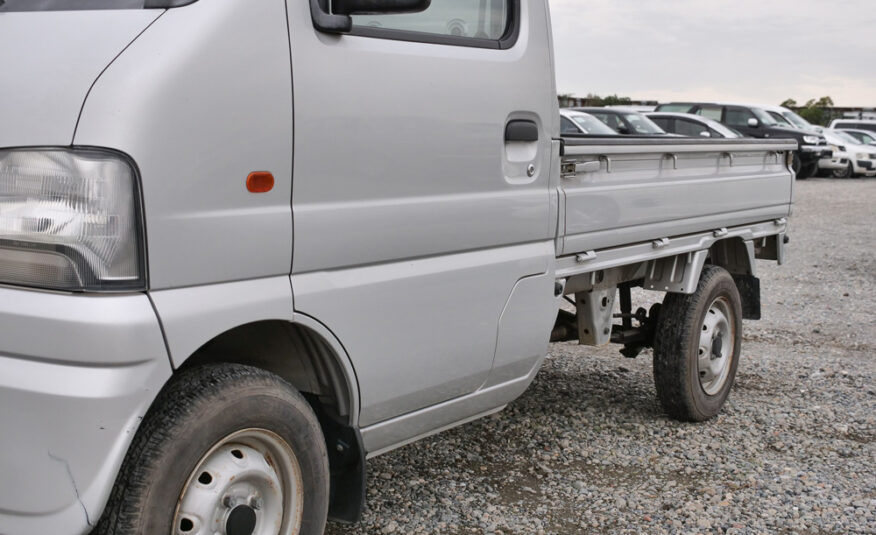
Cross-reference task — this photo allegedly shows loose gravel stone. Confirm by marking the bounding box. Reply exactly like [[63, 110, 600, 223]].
[[327, 178, 876, 535]]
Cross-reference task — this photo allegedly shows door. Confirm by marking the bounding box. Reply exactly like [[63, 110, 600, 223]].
[[287, 0, 556, 426], [724, 106, 759, 137]]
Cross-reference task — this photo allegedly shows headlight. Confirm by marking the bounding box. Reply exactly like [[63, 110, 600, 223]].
[[857, 153, 868, 159], [802, 135, 820, 144], [0, 148, 145, 292]]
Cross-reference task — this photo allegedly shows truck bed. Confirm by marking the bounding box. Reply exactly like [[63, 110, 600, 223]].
[[558, 136, 796, 258]]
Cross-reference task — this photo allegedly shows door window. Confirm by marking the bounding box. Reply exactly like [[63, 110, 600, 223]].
[[676, 119, 710, 137], [352, 0, 516, 48], [725, 107, 756, 127]]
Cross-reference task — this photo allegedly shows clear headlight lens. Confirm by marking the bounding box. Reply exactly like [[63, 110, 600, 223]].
[[0, 148, 144, 291], [802, 135, 820, 144], [856, 153, 868, 159]]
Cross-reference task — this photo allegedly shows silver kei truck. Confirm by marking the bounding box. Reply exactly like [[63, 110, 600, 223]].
[[0, 1, 793, 534]]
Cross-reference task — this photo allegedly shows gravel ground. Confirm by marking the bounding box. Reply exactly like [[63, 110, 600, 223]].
[[327, 178, 876, 535]]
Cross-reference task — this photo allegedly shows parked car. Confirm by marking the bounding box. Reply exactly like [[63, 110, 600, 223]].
[[569, 106, 669, 135], [0, 1, 795, 534], [820, 129, 876, 178], [560, 109, 618, 136], [838, 128, 876, 146], [655, 102, 831, 179], [829, 118, 876, 134], [646, 112, 742, 139]]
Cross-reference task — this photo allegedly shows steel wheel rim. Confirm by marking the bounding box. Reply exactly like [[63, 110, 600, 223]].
[[173, 429, 304, 535], [832, 163, 852, 178], [697, 296, 735, 396]]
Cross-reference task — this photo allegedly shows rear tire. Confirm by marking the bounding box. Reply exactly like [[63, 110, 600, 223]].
[[95, 363, 329, 535], [653, 265, 742, 422]]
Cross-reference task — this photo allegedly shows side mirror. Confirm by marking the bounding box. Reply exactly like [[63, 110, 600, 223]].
[[699, 131, 712, 138], [616, 126, 631, 135], [311, 0, 431, 33], [747, 118, 760, 128]]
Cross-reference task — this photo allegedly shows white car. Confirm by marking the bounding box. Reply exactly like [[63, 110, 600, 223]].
[[819, 129, 876, 178], [645, 112, 742, 138], [829, 118, 876, 135], [559, 109, 618, 136], [838, 129, 876, 146], [762, 104, 819, 132]]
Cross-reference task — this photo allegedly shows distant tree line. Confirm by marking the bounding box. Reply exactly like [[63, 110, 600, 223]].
[[780, 96, 834, 126], [558, 93, 635, 107]]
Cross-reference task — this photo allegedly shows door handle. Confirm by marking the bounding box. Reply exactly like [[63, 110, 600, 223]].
[[505, 120, 539, 142]]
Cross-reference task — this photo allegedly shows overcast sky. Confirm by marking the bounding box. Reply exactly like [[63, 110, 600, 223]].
[[549, 0, 876, 107]]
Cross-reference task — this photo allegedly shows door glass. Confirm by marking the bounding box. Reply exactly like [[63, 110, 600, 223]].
[[353, 0, 510, 40], [725, 108, 756, 127], [650, 117, 671, 131], [676, 119, 709, 137]]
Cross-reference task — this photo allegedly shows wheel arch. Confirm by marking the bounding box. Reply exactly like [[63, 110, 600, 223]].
[[707, 237, 756, 277], [178, 318, 358, 426]]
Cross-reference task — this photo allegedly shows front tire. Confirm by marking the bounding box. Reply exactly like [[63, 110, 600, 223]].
[[95, 363, 330, 535], [653, 265, 742, 422], [832, 162, 853, 179]]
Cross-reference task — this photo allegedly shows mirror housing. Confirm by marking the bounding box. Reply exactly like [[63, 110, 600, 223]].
[[310, 0, 431, 33], [747, 118, 760, 128], [699, 131, 712, 138]]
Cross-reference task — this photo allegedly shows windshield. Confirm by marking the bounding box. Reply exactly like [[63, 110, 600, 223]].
[[782, 111, 812, 129], [622, 113, 665, 134], [834, 131, 862, 146], [0, 0, 150, 10], [571, 114, 617, 135], [707, 120, 740, 138], [768, 112, 793, 127], [752, 108, 779, 126]]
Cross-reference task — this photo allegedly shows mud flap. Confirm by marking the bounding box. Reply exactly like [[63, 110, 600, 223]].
[[732, 274, 761, 320]]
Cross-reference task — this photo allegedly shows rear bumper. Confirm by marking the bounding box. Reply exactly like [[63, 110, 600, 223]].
[[0, 287, 171, 535]]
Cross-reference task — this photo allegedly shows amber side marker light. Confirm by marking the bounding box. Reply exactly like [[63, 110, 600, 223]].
[[246, 171, 274, 193]]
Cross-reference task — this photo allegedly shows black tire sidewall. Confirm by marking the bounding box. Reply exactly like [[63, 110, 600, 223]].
[[683, 275, 742, 418]]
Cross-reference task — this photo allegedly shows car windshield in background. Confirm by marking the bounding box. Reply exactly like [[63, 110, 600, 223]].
[[623, 113, 665, 134], [752, 108, 779, 126], [709, 121, 740, 138], [657, 104, 692, 113], [0, 0, 145, 10], [782, 111, 811, 129], [572, 114, 617, 135], [768, 112, 793, 127], [835, 131, 862, 146]]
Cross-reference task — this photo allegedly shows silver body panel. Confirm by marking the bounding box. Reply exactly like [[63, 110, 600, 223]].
[[0, 10, 159, 147], [74, 0, 295, 289], [0, 288, 170, 535], [0, 1, 794, 533], [560, 138, 796, 256], [286, 0, 558, 428]]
